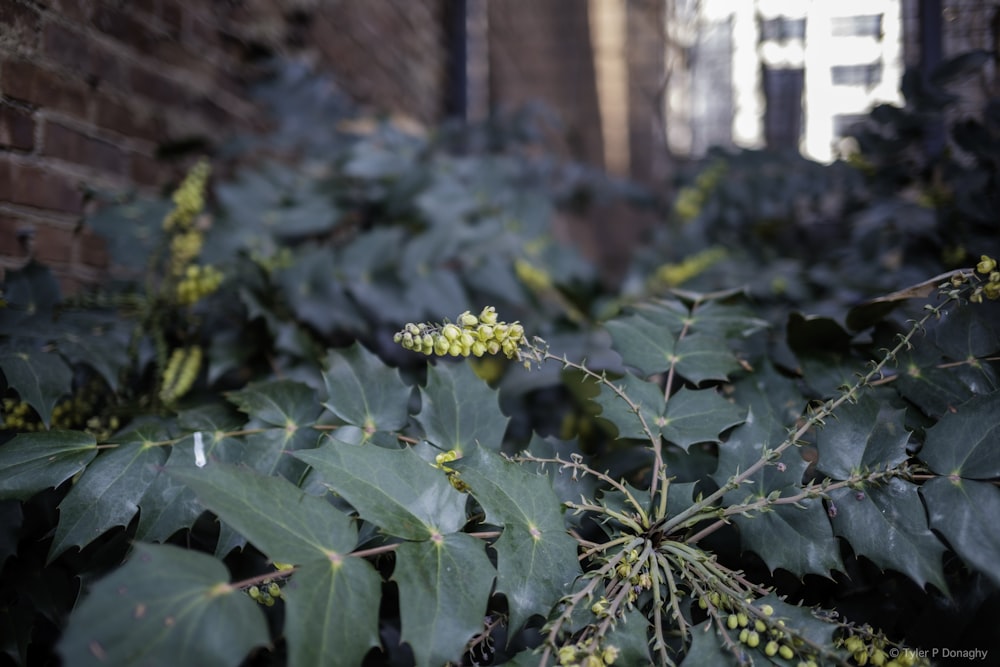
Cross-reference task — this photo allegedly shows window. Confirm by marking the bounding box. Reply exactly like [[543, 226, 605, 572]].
[[760, 17, 806, 42], [831, 14, 883, 38], [763, 66, 804, 151], [831, 62, 883, 86]]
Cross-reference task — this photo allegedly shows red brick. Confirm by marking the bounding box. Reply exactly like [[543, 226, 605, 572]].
[[129, 151, 166, 187], [41, 22, 127, 89], [79, 226, 108, 268], [92, 5, 160, 52], [0, 1, 41, 49], [32, 222, 75, 265], [160, 0, 183, 34], [0, 216, 33, 258], [2, 60, 89, 118], [130, 67, 189, 106], [0, 103, 35, 151], [6, 160, 84, 214], [47, 0, 92, 24], [43, 121, 125, 175], [93, 96, 163, 143]]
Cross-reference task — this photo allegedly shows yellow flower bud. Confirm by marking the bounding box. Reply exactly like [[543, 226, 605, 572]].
[[976, 255, 997, 274], [442, 324, 461, 342], [479, 306, 498, 326]]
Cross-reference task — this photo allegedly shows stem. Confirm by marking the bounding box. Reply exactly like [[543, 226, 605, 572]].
[[657, 295, 955, 537]]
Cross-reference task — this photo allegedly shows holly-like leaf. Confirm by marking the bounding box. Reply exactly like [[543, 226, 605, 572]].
[[604, 300, 686, 376], [815, 395, 910, 480], [57, 543, 268, 667], [293, 438, 467, 540], [673, 333, 742, 384], [455, 448, 566, 532], [134, 443, 208, 544], [659, 387, 746, 451], [893, 345, 998, 418], [735, 499, 842, 577], [227, 379, 321, 429], [714, 411, 841, 577], [920, 393, 1000, 479], [322, 343, 411, 433], [0, 431, 97, 501], [593, 374, 664, 441], [684, 300, 769, 339], [394, 534, 495, 667], [49, 442, 167, 562], [455, 449, 581, 631], [829, 479, 947, 592], [283, 557, 382, 667], [921, 477, 1000, 588], [169, 463, 357, 565], [0, 346, 73, 428], [415, 361, 509, 453], [492, 527, 580, 634], [681, 620, 742, 667]]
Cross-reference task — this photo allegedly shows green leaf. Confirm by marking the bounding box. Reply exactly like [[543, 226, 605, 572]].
[[53, 313, 133, 393], [605, 300, 685, 376], [681, 620, 741, 666], [415, 361, 510, 453], [673, 333, 741, 384], [815, 395, 910, 480], [894, 346, 998, 418], [829, 479, 947, 592], [293, 438, 467, 540], [57, 543, 268, 667], [169, 463, 357, 565], [322, 343, 411, 433], [593, 374, 664, 441], [394, 534, 494, 667], [50, 442, 167, 562], [455, 449, 581, 631], [455, 448, 566, 532], [0, 431, 97, 501], [283, 557, 382, 667], [685, 300, 769, 339], [227, 379, 321, 429], [735, 499, 842, 577], [0, 346, 73, 428], [921, 477, 1000, 588], [492, 527, 580, 634], [920, 393, 1000, 479], [714, 410, 841, 577], [659, 387, 746, 451], [134, 443, 207, 544], [1, 260, 61, 325]]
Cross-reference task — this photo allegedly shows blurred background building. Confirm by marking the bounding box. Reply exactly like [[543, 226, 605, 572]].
[[1, 0, 998, 287]]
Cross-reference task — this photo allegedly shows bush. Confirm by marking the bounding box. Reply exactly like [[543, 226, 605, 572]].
[[2, 57, 999, 666]]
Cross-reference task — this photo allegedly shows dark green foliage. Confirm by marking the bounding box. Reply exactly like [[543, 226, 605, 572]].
[[2, 56, 1000, 666]]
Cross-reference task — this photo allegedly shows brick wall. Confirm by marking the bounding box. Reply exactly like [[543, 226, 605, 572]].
[[0, 0, 257, 292], [306, 0, 447, 125]]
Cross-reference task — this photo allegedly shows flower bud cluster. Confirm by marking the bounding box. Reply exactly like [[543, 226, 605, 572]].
[[3, 380, 120, 437], [972, 254, 1000, 302], [247, 579, 282, 607], [176, 264, 224, 305], [163, 159, 210, 233], [837, 630, 928, 667], [393, 307, 526, 360], [556, 637, 619, 667], [698, 595, 804, 664], [159, 345, 202, 405]]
